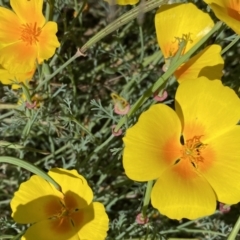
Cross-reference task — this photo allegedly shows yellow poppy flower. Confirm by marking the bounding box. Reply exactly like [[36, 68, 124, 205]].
[[123, 77, 240, 220], [0, 64, 35, 89], [155, 3, 223, 82], [104, 0, 139, 5], [11, 168, 109, 240], [0, 0, 60, 74], [204, 0, 240, 34]]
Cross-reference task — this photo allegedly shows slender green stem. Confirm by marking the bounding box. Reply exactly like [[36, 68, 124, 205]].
[[116, 223, 137, 240], [0, 156, 61, 191], [177, 211, 220, 229], [139, 26, 144, 62], [1, 235, 15, 239], [0, 110, 15, 120], [45, 0, 51, 21], [36, 49, 83, 91], [168, 239, 199, 240], [35, 143, 70, 165], [160, 228, 226, 237], [0, 104, 18, 109], [80, 0, 168, 53], [71, 118, 96, 140], [0, 141, 49, 154], [227, 215, 240, 240], [142, 180, 153, 217], [221, 34, 240, 55], [94, 135, 114, 153], [67, 0, 88, 32]]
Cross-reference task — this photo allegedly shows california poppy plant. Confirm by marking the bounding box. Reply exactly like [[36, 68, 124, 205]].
[[123, 77, 240, 220], [204, 0, 240, 34], [0, 0, 60, 74], [105, 0, 139, 5], [11, 168, 109, 240], [155, 4, 224, 82]]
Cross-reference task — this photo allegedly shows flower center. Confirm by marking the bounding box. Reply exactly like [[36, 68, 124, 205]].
[[227, 0, 240, 20], [20, 22, 41, 45], [181, 135, 207, 168], [229, 0, 240, 12], [59, 200, 78, 219]]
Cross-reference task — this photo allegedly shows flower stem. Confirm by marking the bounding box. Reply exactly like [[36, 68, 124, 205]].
[[36, 49, 83, 91], [80, 0, 168, 53], [0, 156, 61, 191], [0, 104, 18, 109], [142, 180, 154, 218], [139, 25, 145, 62], [221, 34, 240, 55], [227, 215, 240, 240]]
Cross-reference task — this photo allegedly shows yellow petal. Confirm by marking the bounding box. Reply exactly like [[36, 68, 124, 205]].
[[78, 202, 109, 240], [37, 21, 60, 62], [10, 0, 45, 26], [175, 45, 224, 83], [205, 1, 240, 34], [22, 217, 80, 240], [11, 175, 63, 224], [22, 202, 108, 240], [0, 7, 22, 45], [155, 3, 214, 59], [104, 0, 139, 5], [175, 77, 240, 142], [0, 41, 37, 73], [151, 164, 216, 220], [0, 65, 35, 88], [48, 168, 93, 207], [123, 104, 182, 181], [201, 126, 240, 204]]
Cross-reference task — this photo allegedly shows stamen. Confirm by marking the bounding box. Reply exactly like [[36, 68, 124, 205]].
[[181, 135, 207, 168], [20, 22, 41, 45]]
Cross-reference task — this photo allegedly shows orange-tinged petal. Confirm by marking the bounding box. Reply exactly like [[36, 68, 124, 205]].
[[206, 1, 240, 34], [22, 203, 108, 240], [37, 21, 60, 62], [78, 202, 109, 240], [201, 126, 240, 204], [48, 169, 93, 208], [0, 41, 37, 73], [10, 0, 45, 26], [11, 175, 63, 224], [123, 104, 182, 181], [104, 0, 139, 5], [175, 77, 240, 142], [0, 7, 22, 45], [151, 164, 216, 220], [0, 65, 35, 88], [175, 45, 224, 83], [22, 217, 80, 240], [155, 3, 214, 59]]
